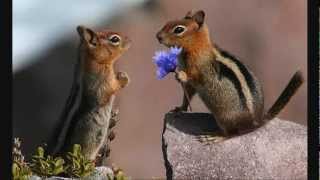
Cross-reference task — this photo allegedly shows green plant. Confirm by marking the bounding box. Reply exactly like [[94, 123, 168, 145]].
[[30, 146, 65, 177], [12, 139, 123, 179], [12, 138, 32, 180], [12, 163, 32, 180], [114, 170, 128, 180], [65, 144, 95, 178], [112, 165, 129, 180]]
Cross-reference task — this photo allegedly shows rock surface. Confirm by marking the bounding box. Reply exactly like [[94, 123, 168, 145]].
[[162, 112, 307, 180], [29, 166, 113, 180]]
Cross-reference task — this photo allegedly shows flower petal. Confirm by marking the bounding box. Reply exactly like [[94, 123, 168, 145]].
[[157, 68, 168, 79], [153, 47, 182, 79]]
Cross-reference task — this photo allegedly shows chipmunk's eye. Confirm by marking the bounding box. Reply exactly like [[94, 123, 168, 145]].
[[173, 25, 186, 35], [108, 34, 121, 45]]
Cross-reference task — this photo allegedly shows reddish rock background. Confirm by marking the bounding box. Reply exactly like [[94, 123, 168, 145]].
[[111, 1, 306, 178]]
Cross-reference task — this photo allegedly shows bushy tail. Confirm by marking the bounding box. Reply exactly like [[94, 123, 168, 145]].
[[264, 70, 304, 120]]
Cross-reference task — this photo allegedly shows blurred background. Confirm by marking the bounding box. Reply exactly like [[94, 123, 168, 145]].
[[13, 0, 307, 178]]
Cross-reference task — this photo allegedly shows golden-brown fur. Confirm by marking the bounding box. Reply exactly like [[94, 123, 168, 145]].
[[156, 10, 303, 140], [52, 26, 130, 160], [77, 26, 130, 106]]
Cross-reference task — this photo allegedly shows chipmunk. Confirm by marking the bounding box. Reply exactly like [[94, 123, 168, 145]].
[[50, 25, 130, 161], [156, 10, 304, 142]]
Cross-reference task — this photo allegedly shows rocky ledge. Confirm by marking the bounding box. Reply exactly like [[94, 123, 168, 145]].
[[162, 112, 307, 180]]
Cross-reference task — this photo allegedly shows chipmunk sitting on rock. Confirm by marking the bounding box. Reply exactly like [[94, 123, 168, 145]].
[[156, 10, 304, 143], [50, 25, 130, 161]]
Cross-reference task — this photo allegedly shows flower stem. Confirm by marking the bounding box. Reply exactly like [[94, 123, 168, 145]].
[[180, 82, 193, 112], [174, 70, 192, 112]]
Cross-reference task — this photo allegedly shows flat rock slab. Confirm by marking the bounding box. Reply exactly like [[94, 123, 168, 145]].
[[162, 112, 307, 180]]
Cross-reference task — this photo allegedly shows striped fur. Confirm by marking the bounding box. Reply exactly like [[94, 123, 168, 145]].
[[214, 50, 255, 114], [157, 10, 303, 137], [216, 61, 247, 111]]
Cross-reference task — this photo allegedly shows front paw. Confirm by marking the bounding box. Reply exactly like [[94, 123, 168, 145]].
[[175, 71, 188, 83], [170, 106, 186, 113], [116, 71, 129, 88]]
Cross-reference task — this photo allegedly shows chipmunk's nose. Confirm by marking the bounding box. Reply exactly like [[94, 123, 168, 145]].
[[156, 32, 163, 43]]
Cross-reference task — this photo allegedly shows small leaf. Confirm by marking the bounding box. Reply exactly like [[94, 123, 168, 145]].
[[73, 144, 81, 154], [55, 158, 65, 166], [53, 166, 64, 175], [36, 147, 44, 157]]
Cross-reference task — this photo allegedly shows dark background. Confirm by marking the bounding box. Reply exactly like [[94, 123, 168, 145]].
[[13, 0, 307, 178]]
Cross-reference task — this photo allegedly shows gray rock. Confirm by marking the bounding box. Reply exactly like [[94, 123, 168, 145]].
[[29, 166, 113, 180], [46, 177, 70, 180], [82, 166, 114, 180], [29, 176, 42, 180], [162, 112, 307, 180]]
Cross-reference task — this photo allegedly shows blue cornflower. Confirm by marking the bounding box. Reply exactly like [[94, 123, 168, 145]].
[[153, 46, 183, 79]]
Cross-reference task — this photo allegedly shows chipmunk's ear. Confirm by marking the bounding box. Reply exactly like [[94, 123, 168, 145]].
[[184, 10, 194, 19], [192, 10, 205, 28], [77, 25, 98, 46]]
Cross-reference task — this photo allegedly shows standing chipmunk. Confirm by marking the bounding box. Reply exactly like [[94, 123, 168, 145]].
[[50, 25, 130, 161], [156, 10, 304, 142]]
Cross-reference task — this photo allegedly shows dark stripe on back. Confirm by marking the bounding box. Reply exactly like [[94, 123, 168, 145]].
[[217, 61, 247, 110], [216, 46, 258, 98]]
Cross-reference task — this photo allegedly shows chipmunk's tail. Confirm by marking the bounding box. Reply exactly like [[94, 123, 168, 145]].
[[264, 70, 304, 120]]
